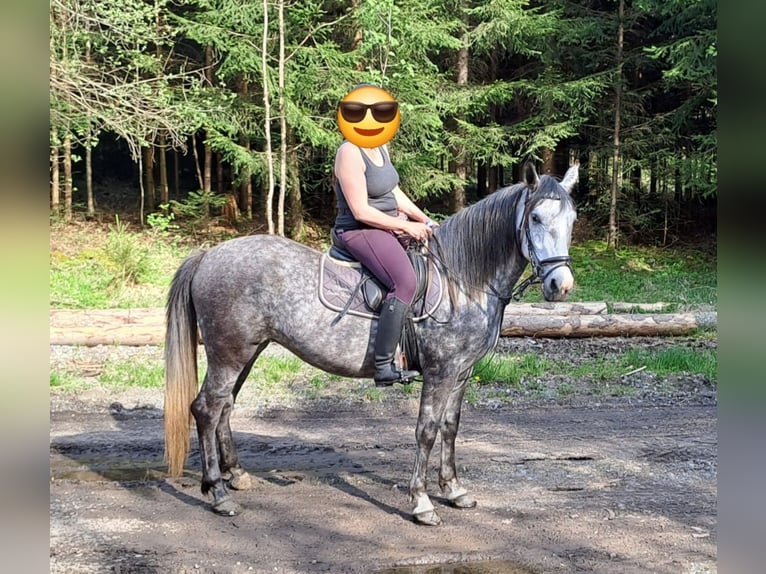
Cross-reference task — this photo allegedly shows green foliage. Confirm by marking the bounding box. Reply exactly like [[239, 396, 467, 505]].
[[146, 205, 179, 236], [50, 0, 716, 229], [104, 216, 149, 285], [50, 222, 187, 309], [169, 190, 229, 227]]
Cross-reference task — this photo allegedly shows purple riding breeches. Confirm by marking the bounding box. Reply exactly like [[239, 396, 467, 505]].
[[336, 228, 417, 305]]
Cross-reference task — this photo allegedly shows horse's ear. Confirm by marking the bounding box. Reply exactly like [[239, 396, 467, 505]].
[[522, 161, 539, 191], [560, 161, 580, 194]]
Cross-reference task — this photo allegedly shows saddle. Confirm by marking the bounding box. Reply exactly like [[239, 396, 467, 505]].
[[318, 228, 443, 325]]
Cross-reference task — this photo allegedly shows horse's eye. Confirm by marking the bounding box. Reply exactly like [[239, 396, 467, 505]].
[[531, 213, 541, 225]]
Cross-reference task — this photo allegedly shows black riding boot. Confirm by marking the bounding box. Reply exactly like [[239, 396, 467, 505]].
[[374, 297, 419, 386]]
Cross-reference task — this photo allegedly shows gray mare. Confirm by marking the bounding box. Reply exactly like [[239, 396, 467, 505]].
[[164, 161, 579, 525]]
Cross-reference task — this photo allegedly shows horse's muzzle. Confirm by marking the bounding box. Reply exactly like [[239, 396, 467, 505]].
[[541, 260, 574, 302]]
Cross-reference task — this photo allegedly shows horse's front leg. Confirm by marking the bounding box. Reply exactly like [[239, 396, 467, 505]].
[[191, 382, 241, 516], [409, 378, 454, 526], [438, 377, 477, 509]]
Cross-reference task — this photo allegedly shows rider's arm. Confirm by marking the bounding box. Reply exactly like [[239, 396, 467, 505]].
[[335, 142, 432, 240]]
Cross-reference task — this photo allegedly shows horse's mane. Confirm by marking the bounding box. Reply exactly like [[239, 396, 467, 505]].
[[431, 174, 574, 301]]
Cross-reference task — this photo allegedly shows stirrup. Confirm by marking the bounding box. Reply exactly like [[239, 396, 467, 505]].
[[374, 364, 419, 387]]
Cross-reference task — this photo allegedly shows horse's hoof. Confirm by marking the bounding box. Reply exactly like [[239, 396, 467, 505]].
[[413, 510, 442, 526], [450, 493, 477, 509], [212, 497, 241, 516], [228, 468, 254, 491]]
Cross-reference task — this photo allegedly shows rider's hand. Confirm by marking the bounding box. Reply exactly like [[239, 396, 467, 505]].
[[406, 221, 433, 242]]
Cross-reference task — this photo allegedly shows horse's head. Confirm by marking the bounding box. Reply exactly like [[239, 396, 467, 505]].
[[518, 161, 579, 302]]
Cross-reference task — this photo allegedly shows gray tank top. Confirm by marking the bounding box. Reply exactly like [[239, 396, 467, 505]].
[[334, 145, 399, 230]]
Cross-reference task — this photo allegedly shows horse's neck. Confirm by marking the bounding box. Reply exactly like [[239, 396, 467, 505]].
[[491, 254, 528, 302]]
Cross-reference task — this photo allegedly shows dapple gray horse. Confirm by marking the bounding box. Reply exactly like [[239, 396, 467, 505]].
[[164, 161, 578, 525]]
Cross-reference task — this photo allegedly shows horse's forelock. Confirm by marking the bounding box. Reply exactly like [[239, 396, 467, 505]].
[[525, 175, 575, 216]]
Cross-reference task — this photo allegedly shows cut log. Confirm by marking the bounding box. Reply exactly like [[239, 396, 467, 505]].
[[500, 312, 716, 338], [49, 307, 717, 346], [610, 302, 673, 313], [504, 302, 607, 315], [49, 308, 166, 346]]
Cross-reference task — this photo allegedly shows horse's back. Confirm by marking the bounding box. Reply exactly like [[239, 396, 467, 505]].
[[189, 234, 373, 374], [198, 234, 319, 274]]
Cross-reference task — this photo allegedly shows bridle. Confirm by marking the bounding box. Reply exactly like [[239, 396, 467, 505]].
[[421, 185, 573, 306], [501, 188, 572, 302]]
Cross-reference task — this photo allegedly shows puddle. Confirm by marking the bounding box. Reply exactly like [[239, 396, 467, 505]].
[[376, 560, 538, 574]]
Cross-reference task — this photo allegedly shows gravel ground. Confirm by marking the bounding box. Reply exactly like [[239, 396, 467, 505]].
[[50, 335, 717, 573]]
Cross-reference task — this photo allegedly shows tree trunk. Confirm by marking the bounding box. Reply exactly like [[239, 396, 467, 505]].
[[607, 0, 624, 250], [143, 145, 155, 213], [286, 129, 303, 238], [239, 136, 253, 220], [173, 149, 180, 199], [49, 307, 716, 346], [85, 130, 95, 217], [203, 45, 214, 199], [217, 152, 224, 194], [159, 133, 169, 205], [505, 302, 608, 316], [50, 128, 60, 214], [501, 312, 714, 338], [84, 40, 95, 217], [191, 133, 203, 190], [262, 0, 275, 234], [277, 0, 287, 237], [541, 148, 554, 175], [63, 135, 73, 222]]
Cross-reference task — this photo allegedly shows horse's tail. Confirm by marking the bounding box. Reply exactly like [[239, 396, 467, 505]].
[[163, 250, 205, 477]]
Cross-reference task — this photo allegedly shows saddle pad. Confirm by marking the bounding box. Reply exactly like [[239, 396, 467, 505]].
[[318, 253, 443, 322]]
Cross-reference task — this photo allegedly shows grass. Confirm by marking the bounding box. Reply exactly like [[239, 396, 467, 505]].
[[50, 219, 190, 309], [466, 345, 717, 403], [623, 346, 717, 380], [520, 240, 717, 308]]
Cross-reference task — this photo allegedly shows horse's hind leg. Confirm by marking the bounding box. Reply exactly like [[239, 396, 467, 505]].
[[191, 344, 265, 516], [216, 345, 267, 492], [438, 376, 477, 509]]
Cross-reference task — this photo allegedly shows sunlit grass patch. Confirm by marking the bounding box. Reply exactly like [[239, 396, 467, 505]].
[[623, 346, 717, 380], [99, 358, 165, 389], [472, 353, 553, 387], [50, 369, 90, 392]]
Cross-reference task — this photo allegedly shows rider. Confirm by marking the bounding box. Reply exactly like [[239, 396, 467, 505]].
[[332, 84, 436, 386]]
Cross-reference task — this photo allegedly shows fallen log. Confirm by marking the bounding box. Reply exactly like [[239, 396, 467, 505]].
[[49, 308, 166, 346], [500, 312, 717, 338], [49, 307, 717, 346], [610, 302, 673, 313], [504, 302, 607, 315]]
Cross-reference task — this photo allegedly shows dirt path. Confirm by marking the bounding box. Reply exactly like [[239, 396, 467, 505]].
[[50, 337, 717, 573]]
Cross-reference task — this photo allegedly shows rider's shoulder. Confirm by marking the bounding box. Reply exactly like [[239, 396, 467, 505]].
[[336, 141, 365, 164]]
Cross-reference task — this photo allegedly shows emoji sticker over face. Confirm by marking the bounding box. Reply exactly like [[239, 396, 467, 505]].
[[337, 85, 400, 148]]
